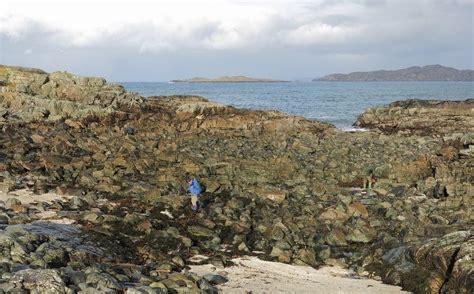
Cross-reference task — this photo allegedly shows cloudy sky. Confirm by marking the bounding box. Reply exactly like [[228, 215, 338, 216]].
[[1, 0, 473, 81]]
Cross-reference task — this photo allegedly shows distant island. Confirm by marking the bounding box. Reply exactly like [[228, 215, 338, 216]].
[[315, 64, 474, 81], [170, 75, 288, 83]]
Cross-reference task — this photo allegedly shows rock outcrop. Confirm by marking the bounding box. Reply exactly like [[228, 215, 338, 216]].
[[354, 99, 474, 136], [0, 65, 143, 124], [0, 65, 472, 293]]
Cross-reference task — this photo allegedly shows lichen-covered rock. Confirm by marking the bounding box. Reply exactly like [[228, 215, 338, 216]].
[[9, 269, 68, 293]]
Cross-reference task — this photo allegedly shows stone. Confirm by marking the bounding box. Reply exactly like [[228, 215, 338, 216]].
[[317, 246, 331, 261], [294, 249, 318, 267], [70, 196, 88, 210], [187, 226, 215, 238], [5, 198, 21, 209], [270, 247, 292, 263], [10, 204, 27, 214], [171, 256, 185, 268], [385, 208, 398, 220], [82, 211, 102, 224], [325, 228, 347, 246], [149, 282, 167, 289], [85, 272, 121, 290], [254, 188, 287, 203], [124, 286, 159, 294], [237, 242, 249, 252], [31, 242, 67, 267], [197, 278, 218, 292], [346, 229, 372, 243], [9, 269, 68, 293], [319, 208, 349, 222], [202, 274, 228, 285], [30, 134, 45, 144], [270, 223, 287, 241], [347, 202, 369, 219]]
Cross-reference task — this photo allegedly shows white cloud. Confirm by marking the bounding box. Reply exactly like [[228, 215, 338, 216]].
[[2, 0, 472, 53], [1, 0, 472, 80], [2, 0, 471, 52], [283, 22, 358, 46], [1, 0, 353, 51]]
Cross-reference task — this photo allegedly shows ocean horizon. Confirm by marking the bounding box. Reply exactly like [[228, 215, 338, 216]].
[[121, 81, 474, 130]]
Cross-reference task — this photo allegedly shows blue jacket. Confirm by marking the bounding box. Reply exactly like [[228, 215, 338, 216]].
[[188, 178, 202, 196]]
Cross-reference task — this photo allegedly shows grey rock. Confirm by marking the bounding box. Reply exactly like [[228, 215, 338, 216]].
[[9, 269, 67, 293], [86, 272, 121, 290], [197, 278, 218, 293], [202, 274, 228, 285]]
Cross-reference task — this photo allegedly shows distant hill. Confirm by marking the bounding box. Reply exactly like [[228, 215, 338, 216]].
[[170, 76, 288, 83], [316, 65, 474, 81]]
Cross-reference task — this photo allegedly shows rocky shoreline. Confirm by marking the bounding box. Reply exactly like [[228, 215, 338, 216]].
[[0, 65, 472, 293]]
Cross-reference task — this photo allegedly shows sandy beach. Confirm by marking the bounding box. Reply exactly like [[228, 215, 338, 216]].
[[191, 256, 409, 294]]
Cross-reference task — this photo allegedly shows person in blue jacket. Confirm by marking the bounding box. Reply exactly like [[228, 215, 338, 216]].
[[186, 174, 202, 211]]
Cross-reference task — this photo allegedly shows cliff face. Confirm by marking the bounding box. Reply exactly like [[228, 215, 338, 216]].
[[0, 65, 472, 293], [316, 65, 474, 81]]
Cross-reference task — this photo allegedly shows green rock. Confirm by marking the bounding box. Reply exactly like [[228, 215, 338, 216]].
[[160, 278, 178, 289], [172, 256, 185, 267], [317, 246, 331, 261], [149, 282, 167, 289], [325, 228, 348, 246], [295, 248, 318, 267], [385, 208, 398, 220], [187, 226, 215, 238], [82, 211, 102, 224], [346, 229, 372, 243], [85, 272, 121, 290], [270, 224, 287, 241], [237, 242, 249, 252]]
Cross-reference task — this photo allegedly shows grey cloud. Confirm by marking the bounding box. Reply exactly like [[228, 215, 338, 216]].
[[1, 0, 472, 80]]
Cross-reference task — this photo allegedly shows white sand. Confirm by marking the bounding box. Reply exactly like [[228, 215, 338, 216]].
[[190, 256, 409, 294]]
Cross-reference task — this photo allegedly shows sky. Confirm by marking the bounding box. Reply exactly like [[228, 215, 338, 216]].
[[1, 0, 473, 81]]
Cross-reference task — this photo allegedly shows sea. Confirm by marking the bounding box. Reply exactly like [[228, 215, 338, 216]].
[[121, 81, 474, 130]]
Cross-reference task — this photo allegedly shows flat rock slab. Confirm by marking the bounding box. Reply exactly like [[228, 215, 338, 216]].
[[0, 189, 72, 205], [190, 256, 409, 294]]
